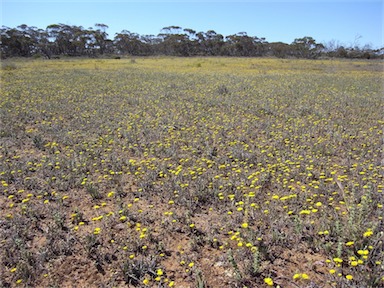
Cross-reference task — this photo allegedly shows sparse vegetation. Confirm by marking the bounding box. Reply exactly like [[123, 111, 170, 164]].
[[0, 57, 383, 287]]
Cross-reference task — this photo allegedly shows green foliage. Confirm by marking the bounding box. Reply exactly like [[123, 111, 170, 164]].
[[1, 24, 382, 58]]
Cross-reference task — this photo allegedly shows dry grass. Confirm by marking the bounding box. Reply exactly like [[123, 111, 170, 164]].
[[1, 57, 383, 287]]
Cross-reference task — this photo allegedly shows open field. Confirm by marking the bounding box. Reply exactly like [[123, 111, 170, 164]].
[[1, 57, 383, 287]]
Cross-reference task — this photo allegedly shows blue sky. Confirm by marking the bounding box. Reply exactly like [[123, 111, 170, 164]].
[[1, 0, 383, 49]]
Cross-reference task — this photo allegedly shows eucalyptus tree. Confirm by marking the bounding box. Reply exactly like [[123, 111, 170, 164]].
[[158, 26, 191, 56], [291, 36, 324, 58], [114, 30, 147, 55]]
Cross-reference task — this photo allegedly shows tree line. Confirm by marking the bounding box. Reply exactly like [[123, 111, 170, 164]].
[[1, 23, 382, 59]]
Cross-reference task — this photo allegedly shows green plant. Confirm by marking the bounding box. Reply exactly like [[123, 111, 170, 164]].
[[227, 249, 242, 281], [195, 269, 207, 288], [86, 183, 102, 200], [121, 257, 158, 285]]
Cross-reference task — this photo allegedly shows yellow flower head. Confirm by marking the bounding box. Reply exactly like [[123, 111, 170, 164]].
[[156, 269, 163, 276], [264, 277, 274, 286], [346, 275, 353, 280], [241, 222, 249, 229]]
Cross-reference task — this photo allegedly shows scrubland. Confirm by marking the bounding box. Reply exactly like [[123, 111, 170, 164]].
[[0, 57, 383, 287]]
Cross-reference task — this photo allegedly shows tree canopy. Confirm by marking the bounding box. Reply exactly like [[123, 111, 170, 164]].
[[1, 23, 382, 59]]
